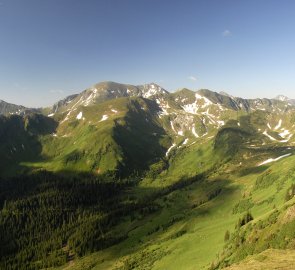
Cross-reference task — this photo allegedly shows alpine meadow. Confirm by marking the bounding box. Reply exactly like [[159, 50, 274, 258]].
[[1, 1, 295, 270]]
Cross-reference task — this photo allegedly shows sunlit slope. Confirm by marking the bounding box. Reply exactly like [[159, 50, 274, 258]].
[[223, 249, 295, 270], [23, 97, 169, 176], [60, 140, 295, 270]]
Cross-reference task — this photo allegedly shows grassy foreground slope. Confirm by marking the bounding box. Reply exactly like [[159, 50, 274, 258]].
[[59, 140, 295, 270], [223, 249, 295, 270]]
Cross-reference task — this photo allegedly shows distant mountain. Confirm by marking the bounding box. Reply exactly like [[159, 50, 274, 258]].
[[0, 99, 28, 115], [48, 81, 169, 115], [48, 82, 295, 120], [47, 82, 294, 142], [274, 94, 295, 105], [0, 99, 41, 115], [275, 95, 290, 102], [1, 80, 294, 177]]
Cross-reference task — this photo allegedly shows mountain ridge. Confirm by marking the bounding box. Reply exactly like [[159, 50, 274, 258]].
[[1, 81, 295, 116], [1, 81, 295, 178], [0, 99, 40, 116]]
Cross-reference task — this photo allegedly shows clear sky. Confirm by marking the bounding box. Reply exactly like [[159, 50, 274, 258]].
[[1, 0, 295, 107]]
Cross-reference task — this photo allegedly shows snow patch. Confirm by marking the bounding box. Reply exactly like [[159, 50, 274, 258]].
[[182, 138, 189, 145], [202, 132, 208, 137], [182, 103, 199, 114], [182, 93, 214, 114], [274, 119, 282, 130], [84, 92, 94, 106], [280, 134, 293, 143], [217, 103, 225, 111], [159, 107, 169, 116], [195, 93, 213, 107], [170, 121, 176, 133], [279, 129, 290, 138], [263, 130, 293, 143], [76, 112, 83, 120], [111, 109, 118, 113], [165, 143, 176, 157], [100, 115, 109, 122], [192, 126, 199, 138], [60, 110, 73, 124], [143, 84, 163, 98], [178, 130, 184, 136], [217, 120, 225, 127], [258, 153, 292, 166], [71, 95, 84, 109], [263, 130, 277, 141], [48, 113, 54, 117]]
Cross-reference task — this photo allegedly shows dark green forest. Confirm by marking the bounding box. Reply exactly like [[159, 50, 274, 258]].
[[0, 169, 210, 270], [0, 171, 134, 270]]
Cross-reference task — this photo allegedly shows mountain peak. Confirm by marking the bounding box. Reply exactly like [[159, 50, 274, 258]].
[[0, 99, 33, 115], [274, 95, 290, 101], [139, 83, 168, 98], [50, 81, 169, 115]]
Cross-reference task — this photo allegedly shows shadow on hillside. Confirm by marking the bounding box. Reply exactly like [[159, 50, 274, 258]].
[[94, 176, 238, 268], [112, 98, 169, 176], [238, 165, 269, 177], [0, 168, 237, 269], [0, 114, 58, 177]]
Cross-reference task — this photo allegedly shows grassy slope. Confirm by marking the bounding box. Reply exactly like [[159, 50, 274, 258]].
[[56, 137, 295, 270], [223, 249, 295, 270], [17, 97, 169, 177], [0, 114, 57, 176], [1, 100, 295, 269]]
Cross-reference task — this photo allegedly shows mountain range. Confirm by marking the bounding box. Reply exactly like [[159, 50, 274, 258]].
[[1, 81, 295, 270], [1, 81, 294, 176]]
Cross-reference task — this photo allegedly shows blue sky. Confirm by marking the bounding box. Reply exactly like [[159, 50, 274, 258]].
[[1, 0, 295, 107]]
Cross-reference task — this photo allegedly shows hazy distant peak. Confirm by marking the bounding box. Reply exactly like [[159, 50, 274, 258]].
[[0, 99, 38, 116], [274, 95, 290, 101]]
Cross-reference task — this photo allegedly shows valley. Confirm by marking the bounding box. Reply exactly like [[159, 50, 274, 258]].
[[1, 81, 295, 270]]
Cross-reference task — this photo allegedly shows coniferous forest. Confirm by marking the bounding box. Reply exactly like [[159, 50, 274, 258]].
[[0, 171, 134, 269]]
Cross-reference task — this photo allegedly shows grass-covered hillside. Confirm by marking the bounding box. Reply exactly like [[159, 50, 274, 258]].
[[1, 97, 170, 177], [1, 84, 295, 270], [46, 140, 294, 270], [0, 114, 58, 175]]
